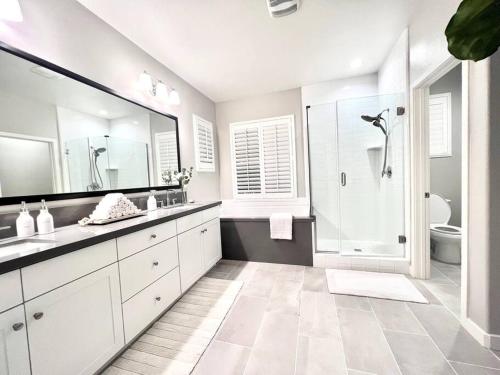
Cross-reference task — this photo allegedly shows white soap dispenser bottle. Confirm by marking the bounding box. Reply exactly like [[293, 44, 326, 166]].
[[16, 201, 35, 238], [147, 190, 157, 211], [37, 199, 55, 234]]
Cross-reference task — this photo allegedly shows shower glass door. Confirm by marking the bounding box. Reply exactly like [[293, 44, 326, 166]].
[[336, 94, 406, 257]]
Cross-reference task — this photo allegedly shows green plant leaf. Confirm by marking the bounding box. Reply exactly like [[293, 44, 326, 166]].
[[445, 0, 500, 61]]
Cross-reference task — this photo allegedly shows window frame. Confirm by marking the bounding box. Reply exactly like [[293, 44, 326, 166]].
[[229, 114, 296, 200], [429, 92, 452, 158], [193, 114, 216, 173]]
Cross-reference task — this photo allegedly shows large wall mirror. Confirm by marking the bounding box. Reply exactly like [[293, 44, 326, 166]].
[[0, 44, 181, 205]]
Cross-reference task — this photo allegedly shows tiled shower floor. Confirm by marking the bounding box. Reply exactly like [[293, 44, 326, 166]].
[[188, 260, 500, 375]]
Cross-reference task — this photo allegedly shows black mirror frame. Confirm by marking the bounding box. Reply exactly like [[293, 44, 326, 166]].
[[0, 41, 182, 206]]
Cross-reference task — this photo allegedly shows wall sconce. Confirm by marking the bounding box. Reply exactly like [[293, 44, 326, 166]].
[[0, 0, 23, 22], [139, 71, 180, 105]]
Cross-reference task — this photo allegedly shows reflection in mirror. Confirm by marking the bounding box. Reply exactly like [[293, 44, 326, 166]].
[[0, 47, 180, 200]]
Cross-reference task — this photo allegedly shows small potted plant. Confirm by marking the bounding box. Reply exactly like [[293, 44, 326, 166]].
[[162, 167, 194, 203]]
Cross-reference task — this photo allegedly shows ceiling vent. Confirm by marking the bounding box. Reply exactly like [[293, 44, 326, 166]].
[[267, 0, 299, 18]]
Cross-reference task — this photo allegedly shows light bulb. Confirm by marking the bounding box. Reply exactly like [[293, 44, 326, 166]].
[[0, 0, 23, 22], [156, 80, 168, 101], [138, 71, 153, 93], [169, 88, 180, 105]]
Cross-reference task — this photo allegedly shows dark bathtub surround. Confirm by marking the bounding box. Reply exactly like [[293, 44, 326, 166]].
[[0, 190, 184, 240], [220, 217, 315, 266]]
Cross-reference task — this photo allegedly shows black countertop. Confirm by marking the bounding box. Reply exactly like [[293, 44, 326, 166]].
[[0, 201, 221, 275]]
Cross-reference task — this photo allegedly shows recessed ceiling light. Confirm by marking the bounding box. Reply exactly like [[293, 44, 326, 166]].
[[98, 110, 108, 116], [350, 58, 362, 69]]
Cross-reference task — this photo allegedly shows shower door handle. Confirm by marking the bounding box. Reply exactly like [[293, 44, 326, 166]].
[[341, 172, 346, 186]]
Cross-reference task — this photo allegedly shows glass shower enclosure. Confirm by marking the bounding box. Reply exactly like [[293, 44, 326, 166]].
[[65, 136, 149, 192], [308, 94, 406, 258]]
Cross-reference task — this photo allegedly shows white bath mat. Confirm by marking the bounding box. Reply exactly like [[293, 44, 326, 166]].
[[104, 277, 243, 375], [326, 269, 428, 304]]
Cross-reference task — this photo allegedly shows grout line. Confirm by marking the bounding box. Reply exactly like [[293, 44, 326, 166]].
[[367, 298, 403, 375], [406, 303, 459, 375], [332, 294, 357, 375], [449, 359, 500, 371]]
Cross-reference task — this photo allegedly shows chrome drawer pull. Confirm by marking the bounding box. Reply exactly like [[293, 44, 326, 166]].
[[155, 296, 161, 301], [12, 322, 24, 331], [151, 234, 157, 239], [33, 312, 44, 320], [153, 261, 159, 266]]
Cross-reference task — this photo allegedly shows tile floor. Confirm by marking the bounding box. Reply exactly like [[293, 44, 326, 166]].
[[189, 259, 500, 375]]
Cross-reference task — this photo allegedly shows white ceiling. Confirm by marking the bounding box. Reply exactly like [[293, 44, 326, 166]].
[[78, 0, 419, 102]]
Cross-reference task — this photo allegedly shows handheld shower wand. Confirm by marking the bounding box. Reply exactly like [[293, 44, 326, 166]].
[[361, 109, 391, 178]]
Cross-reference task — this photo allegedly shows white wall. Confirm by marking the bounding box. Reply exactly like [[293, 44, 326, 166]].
[[0, 0, 219, 202], [216, 88, 305, 200], [409, 0, 461, 85]]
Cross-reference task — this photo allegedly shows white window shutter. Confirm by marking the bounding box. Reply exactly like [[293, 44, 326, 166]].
[[262, 121, 293, 195], [429, 93, 452, 158], [230, 115, 295, 199], [193, 115, 215, 172], [232, 126, 261, 195], [155, 131, 179, 184]]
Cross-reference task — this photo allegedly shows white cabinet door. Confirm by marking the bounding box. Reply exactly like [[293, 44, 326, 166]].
[[203, 218, 222, 272], [26, 264, 124, 375], [0, 305, 30, 375], [178, 226, 204, 292]]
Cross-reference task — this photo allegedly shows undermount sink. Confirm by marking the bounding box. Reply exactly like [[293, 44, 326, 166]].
[[0, 238, 57, 257]]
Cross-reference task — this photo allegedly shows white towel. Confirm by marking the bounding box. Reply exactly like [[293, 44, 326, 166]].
[[270, 213, 293, 240]]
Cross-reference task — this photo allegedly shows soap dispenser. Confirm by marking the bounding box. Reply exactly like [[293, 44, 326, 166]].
[[16, 201, 35, 238], [37, 199, 54, 234], [147, 190, 157, 211]]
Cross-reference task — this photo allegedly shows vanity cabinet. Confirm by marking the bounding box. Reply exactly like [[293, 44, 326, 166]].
[[0, 203, 221, 375], [0, 305, 30, 375], [25, 264, 124, 375], [178, 217, 222, 293], [203, 218, 222, 271]]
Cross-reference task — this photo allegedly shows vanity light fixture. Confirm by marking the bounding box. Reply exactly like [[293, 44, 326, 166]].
[[138, 71, 180, 105], [0, 0, 23, 22]]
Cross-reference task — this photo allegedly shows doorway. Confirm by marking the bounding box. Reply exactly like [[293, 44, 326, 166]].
[[410, 58, 469, 321]]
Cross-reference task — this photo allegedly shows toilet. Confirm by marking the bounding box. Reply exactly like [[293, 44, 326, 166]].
[[430, 194, 461, 264]]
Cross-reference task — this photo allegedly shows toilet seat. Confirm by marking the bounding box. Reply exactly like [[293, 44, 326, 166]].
[[430, 224, 461, 235]]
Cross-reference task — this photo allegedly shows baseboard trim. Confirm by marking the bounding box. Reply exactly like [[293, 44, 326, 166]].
[[463, 317, 500, 350]]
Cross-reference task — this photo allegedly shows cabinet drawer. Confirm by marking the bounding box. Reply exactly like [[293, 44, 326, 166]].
[[0, 270, 22, 312], [117, 220, 177, 259], [122, 267, 180, 343], [202, 206, 220, 222], [176, 211, 203, 233], [119, 237, 179, 302], [22, 240, 117, 301]]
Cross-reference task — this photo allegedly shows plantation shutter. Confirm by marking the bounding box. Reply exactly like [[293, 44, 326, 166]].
[[231, 115, 295, 198], [429, 93, 452, 157], [193, 115, 215, 172], [233, 126, 262, 195], [155, 131, 178, 184], [262, 122, 293, 195]]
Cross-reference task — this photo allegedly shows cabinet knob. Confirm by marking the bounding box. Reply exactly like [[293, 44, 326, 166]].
[[33, 312, 44, 320], [151, 234, 157, 239], [153, 261, 159, 266], [155, 296, 161, 301], [12, 322, 24, 331]]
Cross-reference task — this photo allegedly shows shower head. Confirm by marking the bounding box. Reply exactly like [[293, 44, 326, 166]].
[[93, 147, 107, 156], [361, 114, 379, 123]]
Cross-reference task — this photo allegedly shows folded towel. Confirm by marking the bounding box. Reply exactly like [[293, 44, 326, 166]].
[[270, 213, 293, 240]]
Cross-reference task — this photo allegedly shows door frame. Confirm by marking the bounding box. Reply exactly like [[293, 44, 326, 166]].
[[0, 131, 63, 196], [409, 57, 469, 321]]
